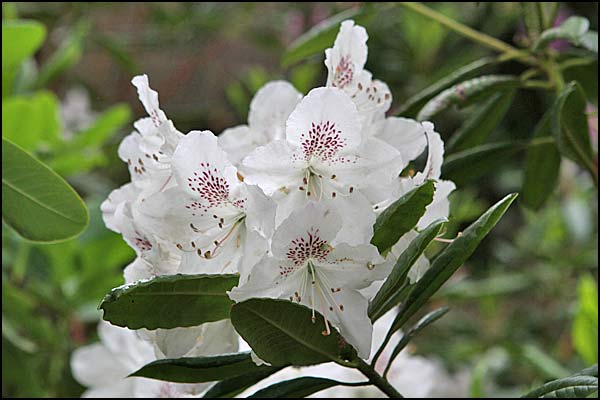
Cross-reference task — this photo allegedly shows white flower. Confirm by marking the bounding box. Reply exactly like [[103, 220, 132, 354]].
[[242, 86, 402, 245], [219, 80, 302, 166], [371, 122, 456, 283], [71, 321, 238, 398], [325, 20, 392, 129], [229, 202, 385, 359], [118, 75, 183, 192], [100, 183, 180, 283], [136, 130, 276, 280]]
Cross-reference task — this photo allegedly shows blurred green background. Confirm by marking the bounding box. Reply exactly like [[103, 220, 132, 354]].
[[2, 2, 597, 397]]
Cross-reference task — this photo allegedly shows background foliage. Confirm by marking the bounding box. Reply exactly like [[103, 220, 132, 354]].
[[2, 2, 597, 397]]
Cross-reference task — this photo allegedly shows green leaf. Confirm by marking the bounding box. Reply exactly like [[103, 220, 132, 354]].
[[553, 81, 597, 184], [2, 90, 61, 152], [282, 7, 372, 67], [534, 16, 590, 51], [443, 142, 524, 185], [230, 298, 354, 366], [572, 276, 598, 365], [521, 367, 598, 398], [368, 219, 445, 321], [202, 366, 284, 398], [416, 75, 520, 121], [370, 181, 435, 254], [2, 137, 89, 242], [521, 3, 545, 42], [35, 21, 89, 87], [249, 377, 343, 398], [99, 274, 239, 329], [68, 104, 131, 150], [131, 352, 268, 383], [390, 193, 518, 332], [446, 89, 515, 152], [396, 57, 497, 118], [384, 307, 449, 372], [522, 110, 561, 209], [2, 20, 46, 69]]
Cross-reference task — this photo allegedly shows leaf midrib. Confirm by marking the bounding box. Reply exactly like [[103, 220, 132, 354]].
[[2, 177, 83, 225], [244, 305, 338, 363]]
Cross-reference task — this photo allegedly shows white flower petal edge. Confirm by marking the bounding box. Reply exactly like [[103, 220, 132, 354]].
[[325, 20, 368, 90], [229, 202, 385, 359], [219, 80, 302, 166]]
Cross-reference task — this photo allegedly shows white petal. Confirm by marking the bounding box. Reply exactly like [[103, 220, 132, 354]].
[[325, 20, 368, 90], [270, 201, 342, 261], [351, 71, 392, 127], [242, 184, 276, 239], [218, 125, 260, 166], [228, 256, 295, 302], [416, 122, 444, 182], [321, 242, 385, 289], [325, 287, 372, 359], [286, 87, 362, 156], [132, 74, 167, 126], [372, 117, 427, 165], [117, 132, 171, 190], [417, 179, 456, 230], [324, 191, 375, 246], [71, 343, 130, 387], [241, 140, 305, 195], [193, 320, 240, 356], [82, 379, 137, 398], [101, 183, 139, 233], [317, 137, 402, 189], [151, 326, 204, 359], [97, 321, 154, 371], [172, 130, 240, 200], [248, 80, 302, 141]]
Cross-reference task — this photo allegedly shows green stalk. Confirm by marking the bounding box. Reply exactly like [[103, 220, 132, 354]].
[[399, 2, 537, 65], [355, 358, 404, 398]]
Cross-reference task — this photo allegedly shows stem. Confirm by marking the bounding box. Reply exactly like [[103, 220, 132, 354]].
[[355, 358, 404, 398], [398, 2, 537, 65]]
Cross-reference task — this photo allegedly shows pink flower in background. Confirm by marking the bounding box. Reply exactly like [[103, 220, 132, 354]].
[[587, 103, 598, 153]]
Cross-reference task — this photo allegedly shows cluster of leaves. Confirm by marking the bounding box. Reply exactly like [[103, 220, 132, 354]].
[[2, 10, 134, 397]]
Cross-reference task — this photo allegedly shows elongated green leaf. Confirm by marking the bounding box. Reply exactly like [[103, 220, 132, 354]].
[[203, 366, 284, 398], [68, 104, 131, 149], [131, 352, 268, 383], [2, 20, 46, 69], [230, 298, 354, 366], [443, 142, 525, 185], [553, 81, 597, 184], [397, 57, 497, 118], [2, 90, 61, 152], [417, 75, 519, 121], [2, 137, 88, 242], [521, 3, 544, 42], [391, 193, 518, 332], [35, 21, 89, 87], [522, 110, 561, 209], [521, 369, 598, 398], [282, 7, 371, 67], [447, 89, 515, 152], [572, 276, 598, 365], [534, 16, 590, 51], [371, 181, 435, 254], [100, 274, 238, 329], [384, 307, 448, 372], [249, 377, 343, 398], [368, 219, 445, 321]]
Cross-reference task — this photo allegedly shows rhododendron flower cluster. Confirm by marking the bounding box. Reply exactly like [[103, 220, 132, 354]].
[[74, 19, 456, 397]]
